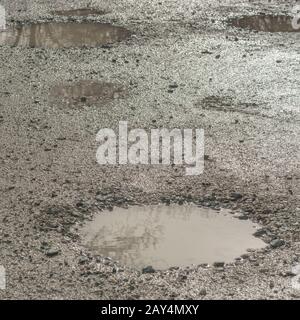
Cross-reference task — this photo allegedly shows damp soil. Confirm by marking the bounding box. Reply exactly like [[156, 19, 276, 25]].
[[1, 0, 299, 301], [50, 81, 125, 106], [80, 205, 266, 270], [230, 15, 300, 32], [0, 22, 131, 48], [52, 8, 106, 16]]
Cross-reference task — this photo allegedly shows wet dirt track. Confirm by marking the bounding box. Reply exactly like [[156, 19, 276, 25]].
[[0, 0, 299, 299]]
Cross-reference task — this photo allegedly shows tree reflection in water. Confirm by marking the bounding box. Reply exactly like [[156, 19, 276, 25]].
[[86, 206, 165, 267], [81, 205, 266, 269], [50, 81, 125, 106], [231, 15, 299, 32], [0, 22, 131, 48]]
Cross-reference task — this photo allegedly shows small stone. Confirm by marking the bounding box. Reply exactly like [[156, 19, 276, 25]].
[[178, 274, 187, 281], [270, 239, 285, 249], [199, 288, 207, 296], [142, 266, 156, 274], [199, 263, 209, 268], [241, 254, 249, 259], [238, 215, 248, 220], [213, 262, 225, 268], [230, 192, 243, 200], [78, 256, 89, 264], [46, 247, 60, 257], [280, 271, 294, 277], [170, 292, 179, 298], [112, 266, 118, 273], [253, 228, 266, 237]]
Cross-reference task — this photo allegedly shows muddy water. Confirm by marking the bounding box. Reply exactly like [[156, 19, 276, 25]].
[[50, 81, 125, 106], [80, 205, 266, 269], [52, 8, 106, 16], [231, 15, 300, 32], [0, 22, 131, 48]]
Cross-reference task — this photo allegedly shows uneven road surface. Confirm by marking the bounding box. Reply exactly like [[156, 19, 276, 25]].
[[0, 0, 299, 299]]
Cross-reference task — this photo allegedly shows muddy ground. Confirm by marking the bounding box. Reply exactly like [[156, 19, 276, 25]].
[[0, 0, 299, 299]]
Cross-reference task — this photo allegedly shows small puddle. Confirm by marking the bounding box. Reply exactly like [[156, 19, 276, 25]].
[[52, 8, 106, 16], [80, 205, 266, 269], [50, 81, 125, 106], [230, 15, 300, 32], [0, 22, 131, 48]]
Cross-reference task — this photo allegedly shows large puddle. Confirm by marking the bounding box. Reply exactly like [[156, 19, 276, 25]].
[[0, 22, 131, 48], [80, 205, 266, 270], [50, 81, 125, 106], [230, 15, 300, 32]]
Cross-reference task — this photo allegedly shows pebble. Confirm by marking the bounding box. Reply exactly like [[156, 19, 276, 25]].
[[45, 247, 60, 257], [199, 288, 207, 296], [78, 256, 89, 264], [253, 228, 266, 237], [270, 239, 285, 249], [213, 262, 225, 268], [230, 192, 243, 200], [142, 266, 156, 274]]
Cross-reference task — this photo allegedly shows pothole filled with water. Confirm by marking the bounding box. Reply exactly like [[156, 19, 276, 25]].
[[230, 15, 300, 32], [80, 205, 266, 270], [50, 81, 125, 106], [0, 22, 131, 48], [52, 8, 106, 16]]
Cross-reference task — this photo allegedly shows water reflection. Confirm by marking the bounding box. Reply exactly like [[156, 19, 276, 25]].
[[81, 205, 266, 269], [231, 15, 300, 32], [50, 81, 125, 106], [0, 22, 131, 48]]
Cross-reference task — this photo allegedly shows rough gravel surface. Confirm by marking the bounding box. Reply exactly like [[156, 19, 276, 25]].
[[0, 0, 299, 299]]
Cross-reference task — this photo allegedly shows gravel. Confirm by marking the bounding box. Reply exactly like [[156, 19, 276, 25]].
[[0, 0, 299, 300]]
